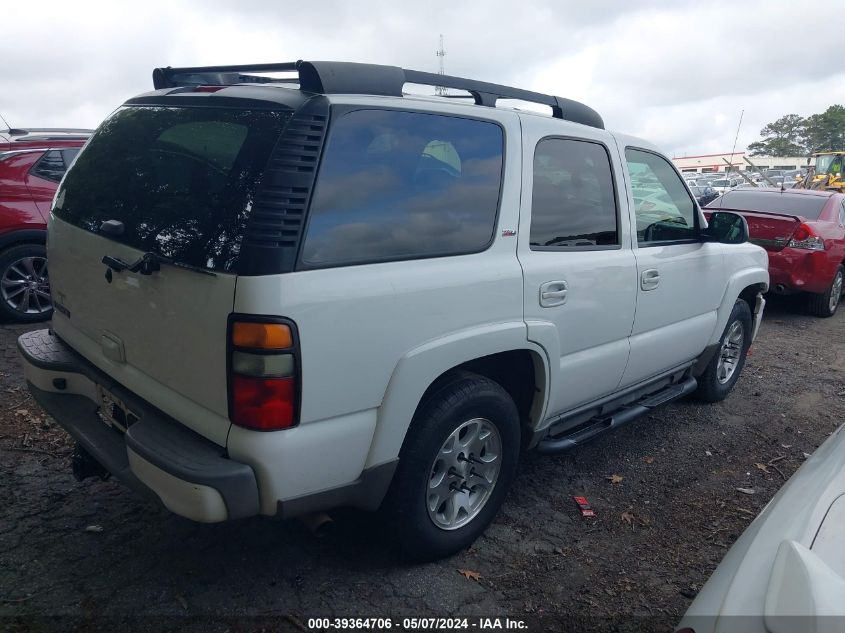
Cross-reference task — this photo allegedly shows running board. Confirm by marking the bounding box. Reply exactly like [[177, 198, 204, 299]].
[[536, 375, 698, 454]]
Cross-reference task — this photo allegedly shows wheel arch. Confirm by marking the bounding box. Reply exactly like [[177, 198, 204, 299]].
[[364, 322, 550, 469], [0, 229, 47, 252], [708, 267, 769, 347]]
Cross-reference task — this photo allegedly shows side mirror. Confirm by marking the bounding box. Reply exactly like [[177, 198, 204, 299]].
[[703, 211, 748, 244]]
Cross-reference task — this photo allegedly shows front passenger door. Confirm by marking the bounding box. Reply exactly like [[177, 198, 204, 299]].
[[620, 147, 725, 387]]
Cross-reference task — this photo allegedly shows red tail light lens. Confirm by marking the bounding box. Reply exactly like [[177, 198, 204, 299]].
[[231, 375, 295, 430], [228, 317, 299, 431], [792, 224, 812, 241]]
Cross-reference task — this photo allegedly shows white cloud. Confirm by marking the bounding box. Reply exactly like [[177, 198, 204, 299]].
[[1, 0, 843, 156]]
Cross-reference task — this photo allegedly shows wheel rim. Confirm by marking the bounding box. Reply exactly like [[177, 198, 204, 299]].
[[426, 417, 502, 531], [716, 319, 744, 385], [0, 256, 51, 315], [830, 271, 843, 313]]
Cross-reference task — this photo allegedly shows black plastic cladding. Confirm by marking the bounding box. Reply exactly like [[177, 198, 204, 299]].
[[237, 96, 330, 276], [152, 60, 605, 129]]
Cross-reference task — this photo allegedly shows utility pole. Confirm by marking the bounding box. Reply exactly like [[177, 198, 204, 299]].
[[435, 34, 447, 96]]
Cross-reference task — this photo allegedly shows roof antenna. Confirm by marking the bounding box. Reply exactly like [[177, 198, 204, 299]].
[[726, 109, 744, 179], [0, 111, 12, 131], [435, 34, 448, 96]]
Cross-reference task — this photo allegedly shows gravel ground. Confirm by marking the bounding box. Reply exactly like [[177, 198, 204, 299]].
[[1, 295, 844, 632]]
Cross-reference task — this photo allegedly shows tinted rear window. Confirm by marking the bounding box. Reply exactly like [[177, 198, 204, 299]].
[[53, 106, 290, 272], [300, 109, 503, 268], [708, 190, 829, 219], [530, 137, 618, 248]]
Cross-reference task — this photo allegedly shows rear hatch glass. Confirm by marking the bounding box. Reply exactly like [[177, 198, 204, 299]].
[[49, 105, 290, 443], [54, 105, 291, 272]]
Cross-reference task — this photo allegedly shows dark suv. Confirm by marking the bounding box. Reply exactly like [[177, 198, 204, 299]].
[[0, 128, 91, 322]]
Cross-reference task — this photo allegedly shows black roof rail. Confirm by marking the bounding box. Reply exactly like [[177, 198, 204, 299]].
[[152, 60, 605, 129]]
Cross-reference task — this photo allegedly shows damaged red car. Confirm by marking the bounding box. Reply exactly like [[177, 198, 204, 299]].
[[707, 188, 845, 317]]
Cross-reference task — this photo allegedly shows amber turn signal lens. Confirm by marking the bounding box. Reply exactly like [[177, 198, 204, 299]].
[[232, 322, 292, 349]]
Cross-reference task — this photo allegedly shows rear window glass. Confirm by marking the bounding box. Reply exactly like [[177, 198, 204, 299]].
[[708, 190, 829, 219], [53, 106, 290, 272], [300, 109, 503, 268], [530, 138, 618, 248]]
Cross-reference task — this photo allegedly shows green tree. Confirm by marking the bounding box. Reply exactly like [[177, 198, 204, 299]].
[[747, 114, 806, 156], [802, 105, 845, 154]]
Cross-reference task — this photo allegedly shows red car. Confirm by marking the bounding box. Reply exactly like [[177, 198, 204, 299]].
[[0, 129, 91, 322], [707, 188, 845, 317]]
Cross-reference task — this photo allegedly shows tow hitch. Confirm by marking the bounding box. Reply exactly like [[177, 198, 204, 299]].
[[71, 444, 111, 482]]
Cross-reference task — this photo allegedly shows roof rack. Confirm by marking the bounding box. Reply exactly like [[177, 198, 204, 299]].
[[152, 60, 604, 129]]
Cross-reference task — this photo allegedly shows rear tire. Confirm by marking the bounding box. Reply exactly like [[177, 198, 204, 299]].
[[382, 372, 521, 562], [0, 244, 53, 323], [695, 299, 752, 403], [807, 265, 843, 318]]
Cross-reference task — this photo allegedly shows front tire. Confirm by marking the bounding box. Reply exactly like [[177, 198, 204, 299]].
[[382, 372, 521, 562], [695, 299, 752, 403], [808, 265, 843, 318], [0, 244, 53, 323]]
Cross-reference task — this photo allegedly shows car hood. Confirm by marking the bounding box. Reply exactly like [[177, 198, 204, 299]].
[[678, 423, 845, 633]]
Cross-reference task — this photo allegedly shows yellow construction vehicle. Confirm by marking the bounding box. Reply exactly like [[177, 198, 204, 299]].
[[798, 151, 845, 192]]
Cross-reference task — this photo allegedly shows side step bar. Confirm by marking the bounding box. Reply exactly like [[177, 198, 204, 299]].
[[536, 375, 698, 454]]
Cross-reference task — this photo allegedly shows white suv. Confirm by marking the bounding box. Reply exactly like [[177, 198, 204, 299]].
[[18, 61, 769, 560]]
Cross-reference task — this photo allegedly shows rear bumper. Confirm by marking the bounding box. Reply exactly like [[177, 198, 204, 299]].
[[767, 248, 836, 294], [18, 329, 259, 522]]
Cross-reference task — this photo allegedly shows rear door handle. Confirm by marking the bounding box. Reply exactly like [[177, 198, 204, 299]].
[[540, 281, 568, 307], [641, 269, 660, 291]]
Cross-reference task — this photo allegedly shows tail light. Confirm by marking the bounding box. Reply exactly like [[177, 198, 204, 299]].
[[788, 223, 825, 250], [228, 318, 299, 430]]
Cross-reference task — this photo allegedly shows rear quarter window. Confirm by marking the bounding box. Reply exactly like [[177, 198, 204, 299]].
[[299, 109, 504, 268]]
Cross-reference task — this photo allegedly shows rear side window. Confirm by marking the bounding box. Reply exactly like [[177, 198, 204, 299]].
[[530, 138, 618, 249], [53, 106, 290, 273], [626, 148, 698, 244], [31, 149, 79, 182], [300, 110, 503, 268]]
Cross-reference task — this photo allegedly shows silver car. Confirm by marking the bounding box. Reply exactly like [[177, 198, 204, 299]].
[[678, 423, 845, 632]]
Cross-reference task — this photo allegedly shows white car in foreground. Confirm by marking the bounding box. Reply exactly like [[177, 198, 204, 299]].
[[678, 423, 845, 633]]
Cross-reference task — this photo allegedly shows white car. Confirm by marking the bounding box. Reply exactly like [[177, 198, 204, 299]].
[[678, 423, 845, 633], [18, 60, 769, 561], [711, 177, 742, 194]]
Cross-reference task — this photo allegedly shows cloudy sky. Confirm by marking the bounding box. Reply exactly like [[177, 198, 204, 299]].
[[3, 0, 844, 157]]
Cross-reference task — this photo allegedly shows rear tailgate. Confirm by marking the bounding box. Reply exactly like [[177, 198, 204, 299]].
[[49, 219, 236, 445], [47, 103, 290, 445]]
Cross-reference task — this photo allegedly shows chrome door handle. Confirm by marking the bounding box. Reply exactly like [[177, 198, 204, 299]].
[[641, 269, 660, 291], [540, 281, 568, 307]]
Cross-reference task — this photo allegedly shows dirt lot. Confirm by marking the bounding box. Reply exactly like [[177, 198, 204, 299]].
[[2, 296, 844, 632]]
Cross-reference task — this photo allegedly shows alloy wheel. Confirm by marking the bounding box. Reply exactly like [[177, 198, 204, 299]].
[[0, 256, 51, 315], [426, 417, 502, 531], [829, 270, 843, 314], [716, 319, 744, 384]]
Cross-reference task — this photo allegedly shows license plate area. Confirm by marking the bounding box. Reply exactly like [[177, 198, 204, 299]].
[[96, 385, 139, 433]]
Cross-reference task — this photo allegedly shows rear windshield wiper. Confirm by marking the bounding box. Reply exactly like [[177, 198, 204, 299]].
[[102, 252, 217, 277]]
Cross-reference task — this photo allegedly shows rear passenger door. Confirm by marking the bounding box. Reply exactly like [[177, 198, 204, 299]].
[[619, 146, 725, 386], [518, 123, 637, 420]]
